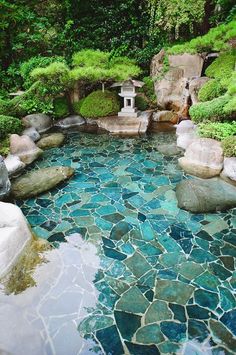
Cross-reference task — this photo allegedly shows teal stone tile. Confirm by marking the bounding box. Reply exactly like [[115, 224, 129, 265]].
[[187, 305, 211, 320], [125, 342, 160, 355], [27, 215, 48, 226], [194, 271, 221, 292], [103, 246, 127, 261], [138, 270, 157, 288], [194, 289, 219, 310], [95, 217, 113, 231], [32, 226, 49, 239], [188, 319, 209, 342], [102, 213, 125, 224], [96, 325, 124, 355], [70, 209, 90, 217], [169, 303, 186, 322], [90, 194, 110, 203], [220, 310, 236, 336], [159, 252, 186, 268], [119, 243, 135, 255], [160, 321, 186, 342], [136, 324, 165, 344], [139, 243, 162, 257], [145, 300, 172, 323], [209, 263, 232, 281], [114, 310, 141, 341], [219, 287, 236, 311], [210, 319, 236, 353], [177, 261, 205, 280], [157, 235, 182, 252], [110, 221, 132, 240], [78, 315, 114, 336], [140, 221, 156, 241], [97, 205, 116, 215], [190, 248, 217, 263], [155, 280, 195, 305], [116, 286, 149, 314], [158, 341, 180, 354], [124, 252, 152, 278]]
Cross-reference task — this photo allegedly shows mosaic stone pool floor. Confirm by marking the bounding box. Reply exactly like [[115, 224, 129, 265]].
[[1, 132, 236, 355]]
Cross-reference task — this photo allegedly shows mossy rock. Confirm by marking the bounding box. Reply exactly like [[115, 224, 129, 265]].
[[37, 133, 65, 150], [79, 90, 120, 118]]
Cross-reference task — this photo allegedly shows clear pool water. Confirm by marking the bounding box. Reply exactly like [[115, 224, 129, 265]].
[[1, 132, 236, 355]]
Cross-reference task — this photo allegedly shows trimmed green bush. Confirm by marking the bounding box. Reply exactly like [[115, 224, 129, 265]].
[[224, 96, 236, 116], [79, 90, 120, 118], [53, 97, 70, 118], [20, 56, 65, 89], [168, 20, 236, 54], [205, 53, 235, 81], [0, 97, 27, 118], [198, 79, 226, 102], [72, 99, 85, 115], [0, 136, 10, 157], [136, 95, 149, 111], [0, 115, 23, 139], [189, 95, 229, 123], [198, 121, 236, 140], [222, 136, 236, 157]]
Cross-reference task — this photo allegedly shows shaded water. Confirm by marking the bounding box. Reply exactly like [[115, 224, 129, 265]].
[[1, 132, 236, 354]]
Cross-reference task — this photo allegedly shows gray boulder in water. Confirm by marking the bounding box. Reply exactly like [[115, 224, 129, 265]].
[[11, 166, 74, 199], [0, 156, 11, 200], [176, 178, 236, 213]]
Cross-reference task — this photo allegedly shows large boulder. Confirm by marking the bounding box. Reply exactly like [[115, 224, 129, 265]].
[[22, 114, 53, 133], [178, 138, 224, 178], [168, 54, 204, 78], [55, 115, 86, 129], [22, 127, 40, 142], [37, 133, 65, 150], [176, 120, 196, 136], [10, 134, 43, 165], [176, 178, 236, 213], [0, 156, 11, 200], [11, 166, 74, 199], [97, 111, 151, 136], [177, 132, 198, 150], [153, 111, 178, 123], [4, 155, 25, 177], [0, 202, 32, 278], [189, 77, 210, 105], [222, 157, 236, 182]]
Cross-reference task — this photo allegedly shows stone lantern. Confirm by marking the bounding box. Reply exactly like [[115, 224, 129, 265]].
[[111, 79, 144, 118]]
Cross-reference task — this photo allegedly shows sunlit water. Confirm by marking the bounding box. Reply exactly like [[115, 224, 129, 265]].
[[1, 132, 236, 355]]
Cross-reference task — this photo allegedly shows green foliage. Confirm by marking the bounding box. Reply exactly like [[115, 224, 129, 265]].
[[136, 96, 149, 111], [205, 52, 236, 80], [72, 99, 85, 115], [224, 95, 236, 115], [168, 20, 236, 54], [53, 97, 70, 118], [141, 76, 156, 104], [0, 115, 23, 139], [79, 90, 120, 118], [227, 71, 236, 95], [189, 95, 229, 123], [20, 56, 65, 89], [0, 136, 10, 157], [198, 79, 226, 102], [71, 50, 141, 84], [221, 136, 236, 157], [0, 97, 27, 118], [198, 121, 236, 140]]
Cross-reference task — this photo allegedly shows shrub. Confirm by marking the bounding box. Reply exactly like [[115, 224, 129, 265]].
[[224, 95, 236, 116], [53, 97, 70, 118], [222, 136, 236, 157], [20, 56, 65, 89], [189, 95, 229, 123], [0, 115, 23, 139], [136, 95, 149, 111], [205, 53, 235, 81], [227, 72, 236, 96], [198, 79, 226, 102], [72, 99, 85, 115], [0, 97, 27, 118], [198, 121, 236, 140], [168, 20, 236, 54], [0, 136, 10, 157], [79, 90, 120, 118]]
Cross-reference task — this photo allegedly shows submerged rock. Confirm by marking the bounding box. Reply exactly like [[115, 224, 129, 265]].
[[153, 111, 178, 123], [0, 202, 32, 278], [0, 156, 11, 200], [23, 114, 53, 133], [157, 143, 182, 156], [55, 115, 86, 129], [37, 133, 65, 150], [11, 166, 74, 199], [178, 138, 223, 178], [176, 178, 236, 213], [10, 134, 43, 165], [176, 120, 196, 136]]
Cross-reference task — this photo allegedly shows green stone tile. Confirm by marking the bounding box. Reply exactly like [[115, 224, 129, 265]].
[[116, 286, 149, 314], [159, 252, 186, 268], [135, 324, 165, 344], [155, 280, 195, 305], [78, 315, 114, 336], [124, 252, 152, 278], [194, 271, 221, 292], [177, 261, 205, 280], [210, 319, 236, 353], [145, 300, 172, 323]]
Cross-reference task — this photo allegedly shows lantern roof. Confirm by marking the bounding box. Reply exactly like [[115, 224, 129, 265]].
[[111, 79, 144, 88]]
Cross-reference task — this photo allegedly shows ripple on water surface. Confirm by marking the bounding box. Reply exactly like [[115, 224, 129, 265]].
[[1, 132, 236, 355]]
